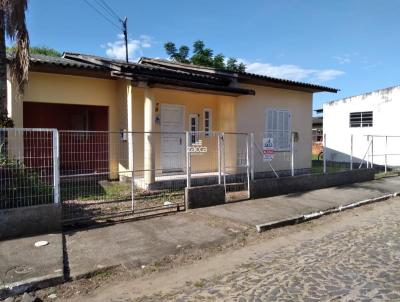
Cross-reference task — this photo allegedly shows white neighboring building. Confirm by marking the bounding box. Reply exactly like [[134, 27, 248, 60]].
[[323, 85, 400, 167]]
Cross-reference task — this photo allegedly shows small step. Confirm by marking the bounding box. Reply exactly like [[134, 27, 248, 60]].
[[225, 182, 246, 192]]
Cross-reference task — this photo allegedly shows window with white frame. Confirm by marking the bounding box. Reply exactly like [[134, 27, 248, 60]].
[[265, 109, 291, 151], [189, 114, 199, 143], [349, 111, 373, 128], [203, 108, 212, 137]]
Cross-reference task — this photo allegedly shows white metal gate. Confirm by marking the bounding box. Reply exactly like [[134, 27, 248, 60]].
[[59, 130, 186, 224], [186, 131, 251, 202]]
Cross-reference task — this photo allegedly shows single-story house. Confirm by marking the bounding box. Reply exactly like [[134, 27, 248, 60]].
[[323, 85, 400, 167], [6, 53, 337, 184]]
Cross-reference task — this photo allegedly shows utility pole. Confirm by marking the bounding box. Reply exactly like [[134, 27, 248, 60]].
[[122, 17, 128, 63]]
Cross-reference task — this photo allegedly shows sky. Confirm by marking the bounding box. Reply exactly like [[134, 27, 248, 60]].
[[22, 0, 400, 112]]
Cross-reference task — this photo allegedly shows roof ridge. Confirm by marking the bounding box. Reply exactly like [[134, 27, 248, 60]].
[[139, 57, 238, 77], [325, 84, 400, 105], [139, 57, 338, 93]]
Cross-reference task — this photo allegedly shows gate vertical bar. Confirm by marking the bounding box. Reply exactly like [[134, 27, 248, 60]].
[[130, 131, 135, 212], [367, 135, 370, 168], [350, 134, 353, 170], [246, 134, 251, 198], [323, 133, 327, 174], [371, 136, 374, 168], [221, 133, 226, 194], [217, 133, 222, 184], [52, 129, 60, 204], [250, 133, 255, 181], [385, 136, 388, 173], [291, 132, 295, 176], [186, 131, 191, 188]]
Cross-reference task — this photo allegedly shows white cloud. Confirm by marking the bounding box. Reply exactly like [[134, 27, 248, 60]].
[[333, 55, 351, 64], [103, 34, 153, 61], [239, 59, 344, 83]]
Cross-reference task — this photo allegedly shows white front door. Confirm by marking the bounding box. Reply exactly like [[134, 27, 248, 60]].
[[161, 104, 185, 172]]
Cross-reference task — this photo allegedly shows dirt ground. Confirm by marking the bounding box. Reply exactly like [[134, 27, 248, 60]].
[[30, 196, 400, 302]]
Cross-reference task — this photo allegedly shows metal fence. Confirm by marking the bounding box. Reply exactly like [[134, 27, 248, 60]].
[[323, 134, 400, 173], [0, 129, 253, 223], [0, 128, 58, 209], [2, 129, 389, 224]]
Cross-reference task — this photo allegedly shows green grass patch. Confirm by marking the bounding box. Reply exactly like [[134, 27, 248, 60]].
[[311, 160, 349, 174], [60, 180, 184, 202], [374, 171, 400, 180]]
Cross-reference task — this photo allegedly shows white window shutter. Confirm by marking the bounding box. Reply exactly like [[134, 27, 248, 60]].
[[266, 108, 291, 151]]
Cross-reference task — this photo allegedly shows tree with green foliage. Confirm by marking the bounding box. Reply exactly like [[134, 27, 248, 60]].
[[164, 40, 246, 72], [7, 45, 61, 57]]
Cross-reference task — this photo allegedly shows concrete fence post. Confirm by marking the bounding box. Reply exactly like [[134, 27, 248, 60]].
[[52, 129, 60, 204], [323, 133, 327, 174]]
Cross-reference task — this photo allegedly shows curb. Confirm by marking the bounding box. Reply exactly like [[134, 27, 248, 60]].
[[256, 192, 399, 233], [69, 265, 120, 281], [0, 273, 64, 300]]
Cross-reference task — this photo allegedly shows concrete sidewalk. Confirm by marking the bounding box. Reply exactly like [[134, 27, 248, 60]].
[[198, 175, 400, 229], [1, 176, 400, 298], [63, 176, 400, 279], [0, 233, 63, 299]]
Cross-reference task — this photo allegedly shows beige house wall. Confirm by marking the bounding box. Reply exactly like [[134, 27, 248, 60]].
[[9, 72, 129, 178], [131, 87, 237, 174], [236, 84, 313, 173], [8, 71, 314, 182]]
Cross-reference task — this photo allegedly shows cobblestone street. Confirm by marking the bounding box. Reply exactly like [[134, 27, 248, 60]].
[[42, 198, 400, 302], [134, 200, 400, 302]]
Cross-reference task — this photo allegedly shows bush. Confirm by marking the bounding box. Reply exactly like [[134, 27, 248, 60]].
[[0, 111, 14, 128], [0, 142, 53, 209]]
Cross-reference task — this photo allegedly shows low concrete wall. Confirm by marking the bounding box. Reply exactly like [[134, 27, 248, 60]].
[[0, 204, 61, 240], [250, 168, 376, 199], [185, 184, 225, 209]]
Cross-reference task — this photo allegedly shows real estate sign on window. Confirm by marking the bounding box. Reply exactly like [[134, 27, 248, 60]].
[[263, 137, 274, 162]]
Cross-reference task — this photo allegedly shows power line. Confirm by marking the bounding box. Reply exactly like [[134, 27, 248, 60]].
[[82, 0, 129, 63], [93, 0, 119, 22], [97, 0, 123, 23], [82, 0, 122, 30]]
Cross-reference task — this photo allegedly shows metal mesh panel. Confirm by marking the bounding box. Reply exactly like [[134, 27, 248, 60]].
[[186, 131, 250, 202], [0, 129, 56, 209], [59, 131, 185, 223], [131, 132, 186, 212], [223, 133, 250, 202], [253, 132, 292, 178], [189, 131, 220, 187]]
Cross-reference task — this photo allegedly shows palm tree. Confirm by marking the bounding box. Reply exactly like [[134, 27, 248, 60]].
[[0, 0, 30, 127]]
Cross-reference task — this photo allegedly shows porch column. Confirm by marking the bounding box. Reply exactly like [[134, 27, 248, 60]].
[[144, 87, 156, 185]]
